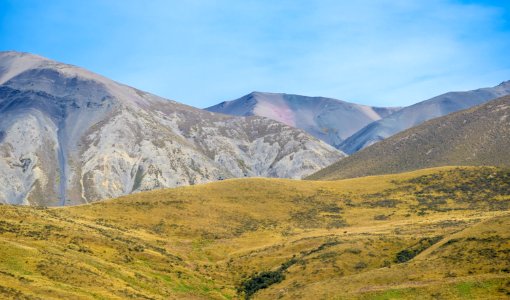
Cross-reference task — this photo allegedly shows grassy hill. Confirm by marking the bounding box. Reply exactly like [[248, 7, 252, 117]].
[[0, 166, 509, 299], [308, 95, 510, 181]]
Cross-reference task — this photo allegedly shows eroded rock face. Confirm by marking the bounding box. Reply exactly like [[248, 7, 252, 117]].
[[0, 51, 344, 205]]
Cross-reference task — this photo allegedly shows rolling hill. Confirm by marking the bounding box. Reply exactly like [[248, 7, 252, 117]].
[[0, 51, 343, 206], [309, 95, 510, 181], [206, 92, 400, 148], [0, 166, 509, 299], [339, 80, 510, 154]]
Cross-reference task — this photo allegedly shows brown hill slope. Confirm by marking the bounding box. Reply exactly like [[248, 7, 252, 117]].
[[308, 95, 510, 180], [0, 166, 509, 299]]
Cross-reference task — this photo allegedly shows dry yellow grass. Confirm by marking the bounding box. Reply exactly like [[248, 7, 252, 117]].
[[0, 166, 509, 299]]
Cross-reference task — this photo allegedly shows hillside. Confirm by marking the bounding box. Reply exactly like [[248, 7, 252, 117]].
[[309, 95, 510, 181], [0, 51, 343, 206], [206, 92, 400, 148], [0, 166, 509, 299], [339, 80, 510, 154]]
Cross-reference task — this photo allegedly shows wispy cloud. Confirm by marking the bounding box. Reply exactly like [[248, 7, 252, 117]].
[[1, 0, 509, 107]]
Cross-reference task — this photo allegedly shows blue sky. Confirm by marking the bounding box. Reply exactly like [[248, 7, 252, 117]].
[[1, 0, 510, 108]]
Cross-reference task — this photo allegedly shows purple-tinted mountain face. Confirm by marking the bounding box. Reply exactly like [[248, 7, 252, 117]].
[[207, 92, 400, 148], [339, 81, 510, 154]]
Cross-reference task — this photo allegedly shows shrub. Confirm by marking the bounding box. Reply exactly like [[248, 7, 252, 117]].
[[374, 214, 389, 220], [395, 249, 415, 263], [239, 271, 285, 299], [238, 257, 299, 299], [354, 261, 367, 270], [395, 236, 443, 263]]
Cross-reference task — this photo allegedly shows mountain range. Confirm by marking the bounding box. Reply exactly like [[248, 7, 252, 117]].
[[208, 83, 510, 154], [1, 51, 510, 299], [309, 95, 510, 180], [339, 80, 510, 153], [2, 50, 510, 207], [206, 92, 400, 148], [0, 51, 343, 206]]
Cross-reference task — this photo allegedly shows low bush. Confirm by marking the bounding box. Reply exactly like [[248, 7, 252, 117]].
[[395, 236, 442, 263], [239, 271, 285, 299]]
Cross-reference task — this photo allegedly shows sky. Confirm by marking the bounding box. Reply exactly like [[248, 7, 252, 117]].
[[1, 0, 510, 108]]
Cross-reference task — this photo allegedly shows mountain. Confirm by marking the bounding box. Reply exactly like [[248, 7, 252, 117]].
[[206, 92, 400, 148], [308, 95, 510, 180], [340, 81, 510, 154], [0, 166, 508, 299], [0, 51, 344, 206]]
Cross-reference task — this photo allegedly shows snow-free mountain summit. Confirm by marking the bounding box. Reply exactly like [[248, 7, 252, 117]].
[[310, 95, 510, 180], [207, 92, 400, 148], [0, 51, 344, 206], [339, 81, 510, 154]]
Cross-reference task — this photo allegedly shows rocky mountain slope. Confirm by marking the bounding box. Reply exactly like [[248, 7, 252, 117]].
[[309, 95, 510, 180], [206, 92, 400, 148], [0, 51, 344, 206], [339, 81, 510, 154]]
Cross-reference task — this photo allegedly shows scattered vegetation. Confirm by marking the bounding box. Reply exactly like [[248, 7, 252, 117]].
[[239, 263, 290, 299], [0, 166, 509, 299]]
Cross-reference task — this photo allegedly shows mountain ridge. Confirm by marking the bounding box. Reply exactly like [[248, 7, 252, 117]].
[[0, 51, 344, 206], [339, 80, 510, 154], [309, 95, 510, 180], [206, 91, 401, 148]]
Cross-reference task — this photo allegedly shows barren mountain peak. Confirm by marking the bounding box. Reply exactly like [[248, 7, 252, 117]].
[[0, 53, 343, 206]]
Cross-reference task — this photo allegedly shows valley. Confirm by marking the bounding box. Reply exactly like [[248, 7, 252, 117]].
[[3, 2, 510, 299], [0, 166, 508, 299]]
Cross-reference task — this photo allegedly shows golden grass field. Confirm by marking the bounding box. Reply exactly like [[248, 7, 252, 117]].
[[0, 166, 509, 299]]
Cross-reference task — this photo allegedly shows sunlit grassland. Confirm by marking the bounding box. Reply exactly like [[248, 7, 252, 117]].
[[0, 166, 509, 299]]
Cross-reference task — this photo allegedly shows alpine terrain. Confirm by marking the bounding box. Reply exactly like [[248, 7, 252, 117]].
[[309, 95, 510, 180], [339, 81, 510, 154], [0, 51, 344, 206], [207, 92, 400, 148]]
